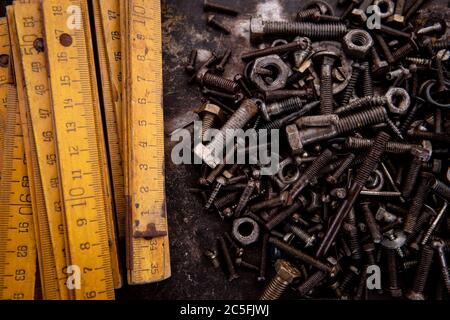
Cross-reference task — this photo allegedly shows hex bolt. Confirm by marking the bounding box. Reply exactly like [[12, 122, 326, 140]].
[[387, 0, 406, 25], [203, 0, 239, 16], [215, 49, 232, 74], [360, 61, 374, 97], [250, 17, 347, 43], [194, 99, 260, 168], [313, 51, 339, 115], [374, 33, 395, 64], [406, 245, 434, 300], [404, 173, 432, 234], [258, 233, 269, 282], [261, 96, 304, 121], [290, 149, 334, 199], [316, 132, 390, 258], [340, 63, 361, 107], [286, 224, 316, 247], [268, 237, 333, 273], [260, 259, 301, 300], [361, 202, 382, 243], [432, 240, 450, 295], [385, 249, 403, 297], [234, 179, 256, 217], [344, 137, 417, 154], [234, 74, 252, 98], [197, 68, 238, 93], [207, 15, 232, 34], [185, 49, 197, 75], [401, 148, 426, 199], [218, 236, 239, 281], [250, 191, 290, 212], [297, 270, 327, 296], [241, 38, 308, 61], [194, 103, 225, 142]]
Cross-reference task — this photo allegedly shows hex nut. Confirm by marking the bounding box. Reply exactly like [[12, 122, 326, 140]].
[[232, 217, 260, 246], [250, 55, 292, 92], [386, 87, 410, 115], [350, 9, 367, 25], [274, 259, 301, 283], [373, 0, 395, 19], [342, 29, 374, 59]]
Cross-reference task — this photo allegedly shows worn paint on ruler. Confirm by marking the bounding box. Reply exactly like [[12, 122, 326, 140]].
[[42, 0, 116, 299], [0, 18, 10, 176], [124, 0, 170, 285]]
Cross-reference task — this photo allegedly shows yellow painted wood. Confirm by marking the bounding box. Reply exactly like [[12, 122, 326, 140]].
[[0, 84, 37, 300], [0, 18, 10, 177], [13, 2, 70, 300], [42, 0, 116, 299], [123, 0, 170, 285], [93, 0, 126, 240]]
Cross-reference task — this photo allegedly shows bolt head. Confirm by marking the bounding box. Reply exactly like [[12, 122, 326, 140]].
[[274, 259, 301, 283], [406, 290, 424, 300], [350, 8, 367, 25], [195, 103, 225, 121], [388, 14, 405, 26], [286, 124, 304, 155], [313, 50, 340, 66], [250, 17, 264, 43], [372, 60, 389, 76]]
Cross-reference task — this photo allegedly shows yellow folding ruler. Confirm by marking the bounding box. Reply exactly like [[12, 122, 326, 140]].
[[0, 18, 10, 176], [122, 0, 170, 284], [10, 1, 70, 300], [92, 0, 126, 239], [0, 83, 37, 300], [42, 0, 121, 299]]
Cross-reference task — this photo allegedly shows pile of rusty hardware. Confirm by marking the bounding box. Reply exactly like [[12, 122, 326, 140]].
[[185, 0, 450, 300]]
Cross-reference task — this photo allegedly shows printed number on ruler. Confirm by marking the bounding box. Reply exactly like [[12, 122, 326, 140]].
[[0, 18, 10, 176], [42, 0, 115, 300], [14, 2, 70, 300]]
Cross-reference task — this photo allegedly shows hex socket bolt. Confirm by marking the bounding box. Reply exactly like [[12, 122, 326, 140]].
[[268, 237, 333, 273], [250, 17, 347, 43], [260, 259, 301, 300], [194, 99, 260, 169], [290, 149, 334, 200], [260, 96, 304, 121], [241, 38, 308, 61], [316, 132, 390, 258]]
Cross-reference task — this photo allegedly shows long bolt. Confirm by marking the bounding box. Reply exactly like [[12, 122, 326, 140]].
[[361, 61, 374, 97], [386, 249, 402, 297], [269, 237, 333, 273], [374, 33, 395, 64], [344, 137, 418, 154], [286, 224, 316, 247], [422, 202, 448, 245], [344, 209, 362, 262], [197, 68, 238, 93], [406, 245, 434, 300], [234, 179, 256, 216], [241, 38, 308, 61], [335, 96, 386, 115], [401, 151, 424, 199], [260, 259, 301, 300], [250, 191, 290, 212], [326, 153, 355, 184], [316, 132, 390, 258], [404, 0, 427, 21], [265, 202, 303, 230], [404, 173, 432, 234], [218, 236, 239, 281], [258, 234, 269, 282]]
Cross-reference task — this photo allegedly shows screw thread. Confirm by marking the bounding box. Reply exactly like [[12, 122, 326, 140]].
[[290, 225, 314, 245], [404, 175, 431, 234], [202, 114, 216, 141], [431, 178, 450, 202], [263, 21, 347, 39], [386, 249, 401, 294], [297, 271, 326, 296], [345, 210, 362, 261], [335, 96, 386, 115], [345, 137, 416, 154], [400, 103, 421, 134], [234, 180, 256, 216], [361, 203, 382, 243], [296, 8, 320, 21], [269, 96, 303, 117], [341, 65, 361, 107], [336, 106, 387, 135], [205, 182, 223, 209], [320, 64, 334, 114], [203, 73, 238, 93], [327, 153, 355, 184], [405, 57, 430, 66], [432, 38, 450, 50], [354, 132, 390, 186], [401, 157, 422, 198], [392, 43, 415, 62], [361, 61, 374, 97], [339, 271, 356, 293], [260, 276, 289, 300], [411, 245, 434, 295], [407, 131, 450, 144], [214, 192, 240, 210], [405, 209, 435, 244]]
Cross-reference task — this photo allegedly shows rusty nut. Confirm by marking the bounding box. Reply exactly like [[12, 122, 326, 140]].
[[250, 55, 292, 92], [373, 0, 395, 19], [232, 217, 260, 246], [342, 29, 374, 59], [386, 87, 410, 115]]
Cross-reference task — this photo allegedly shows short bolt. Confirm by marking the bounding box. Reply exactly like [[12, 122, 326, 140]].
[[207, 15, 232, 34], [185, 49, 197, 75], [260, 259, 301, 300]]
